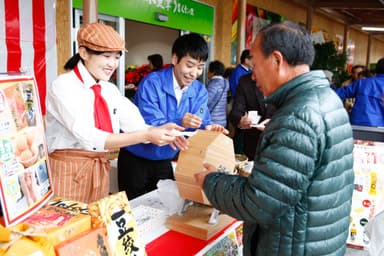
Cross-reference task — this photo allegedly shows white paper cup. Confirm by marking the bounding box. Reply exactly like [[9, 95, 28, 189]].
[[248, 111, 261, 125]]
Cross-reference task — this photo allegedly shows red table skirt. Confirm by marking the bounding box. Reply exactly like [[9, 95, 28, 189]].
[[145, 220, 238, 256]]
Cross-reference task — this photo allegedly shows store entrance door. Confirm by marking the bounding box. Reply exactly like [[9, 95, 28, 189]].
[[73, 9, 126, 95]]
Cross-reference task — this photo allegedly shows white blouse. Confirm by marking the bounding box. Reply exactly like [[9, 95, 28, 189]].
[[45, 61, 148, 153]]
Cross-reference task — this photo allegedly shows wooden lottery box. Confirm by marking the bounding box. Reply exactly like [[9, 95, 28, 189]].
[[175, 130, 236, 205]]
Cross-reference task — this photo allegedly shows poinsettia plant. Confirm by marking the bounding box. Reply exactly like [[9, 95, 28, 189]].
[[125, 64, 152, 85], [112, 63, 171, 100]]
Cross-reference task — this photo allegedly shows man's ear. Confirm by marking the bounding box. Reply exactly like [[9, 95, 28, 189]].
[[272, 51, 283, 67], [171, 54, 178, 65]]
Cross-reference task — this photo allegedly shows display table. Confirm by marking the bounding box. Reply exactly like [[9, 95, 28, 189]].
[[130, 189, 243, 256], [130, 188, 372, 256]]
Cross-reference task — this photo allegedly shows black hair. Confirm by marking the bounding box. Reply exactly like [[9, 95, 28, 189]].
[[375, 58, 384, 74], [240, 49, 251, 64], [208, 60, 225, 76], [258, 21, 315, 66], [147, 54, 164, 71], [224, 67, 234, 79], [63, 54, 82, 70], [358, 69, 371, 78], [172, 33, 208, 63], [63, 47, 122, 70], [351, 65, 365, 73]]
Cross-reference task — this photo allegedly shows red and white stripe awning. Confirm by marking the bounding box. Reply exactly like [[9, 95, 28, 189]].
[[0, 0, 57, 114]]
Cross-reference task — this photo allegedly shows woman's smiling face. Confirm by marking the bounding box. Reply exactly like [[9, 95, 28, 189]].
[[81, 48, 121, 82]]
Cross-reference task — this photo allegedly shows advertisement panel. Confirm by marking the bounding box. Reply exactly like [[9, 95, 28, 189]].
[[0, 75, 53, 226]]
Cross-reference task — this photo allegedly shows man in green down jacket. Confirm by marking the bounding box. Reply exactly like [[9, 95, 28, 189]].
[[195, 21, 354, 256]]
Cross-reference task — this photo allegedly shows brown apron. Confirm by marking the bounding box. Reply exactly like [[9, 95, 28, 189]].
[[48, 149, 111, 203]]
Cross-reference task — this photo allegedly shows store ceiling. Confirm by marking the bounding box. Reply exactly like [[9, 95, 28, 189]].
[[290, 0, 384, 40]]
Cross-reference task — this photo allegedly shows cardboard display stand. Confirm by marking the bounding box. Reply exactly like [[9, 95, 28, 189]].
[[167, 130, 236, 240]]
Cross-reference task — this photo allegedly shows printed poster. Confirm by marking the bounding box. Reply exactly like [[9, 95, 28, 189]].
[[0, 75, 53, 226], [347, 140, 384, 249], [231, 0, 285, 64], [196, 221, 243, 256]]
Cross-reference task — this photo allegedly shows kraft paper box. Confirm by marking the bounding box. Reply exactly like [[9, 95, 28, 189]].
[[175, 130, 236, 205], [88, 191, 145, 256], [1, 237, 55, 256], [22, 204, 91, 246], [47, 196, 89, 215], [55, 227, 111, 256]]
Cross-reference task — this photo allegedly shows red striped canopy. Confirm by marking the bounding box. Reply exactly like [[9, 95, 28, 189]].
[[1, 0, 57, 115]]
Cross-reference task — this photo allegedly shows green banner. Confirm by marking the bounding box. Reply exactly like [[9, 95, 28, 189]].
[[73, 0, 214, 35]]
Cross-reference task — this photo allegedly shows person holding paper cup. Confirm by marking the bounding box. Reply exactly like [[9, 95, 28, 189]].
[[229, 73, 275, 160]]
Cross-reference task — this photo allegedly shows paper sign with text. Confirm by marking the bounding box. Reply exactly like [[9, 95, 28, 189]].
[[0, 75, 53, 226], [347, 140, 384, 249]]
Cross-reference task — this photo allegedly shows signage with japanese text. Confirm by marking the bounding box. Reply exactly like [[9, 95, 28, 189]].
[[73, 0, 214, 35], [0, 75, 53, 226]]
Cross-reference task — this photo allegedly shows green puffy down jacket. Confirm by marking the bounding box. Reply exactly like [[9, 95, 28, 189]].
[[203, 70, 355, 256]]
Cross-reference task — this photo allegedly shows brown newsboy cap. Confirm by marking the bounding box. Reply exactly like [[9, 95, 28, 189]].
[[77, 22, 127, 52]]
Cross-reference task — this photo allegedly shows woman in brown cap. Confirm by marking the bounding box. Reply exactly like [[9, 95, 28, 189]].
[[45, 22, 187, 203]]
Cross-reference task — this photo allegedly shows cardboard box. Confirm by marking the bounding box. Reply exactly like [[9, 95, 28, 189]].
[[47, 197, 89, 215], [55, 227, 111, 256], [1, 237, 55, 256], [88, 192, 145, 256], [175, 130, 236, 204], [22, 204, 91, 246]]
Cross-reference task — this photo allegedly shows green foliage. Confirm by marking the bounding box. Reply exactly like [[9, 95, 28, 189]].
[[311, 41, 349, 87]]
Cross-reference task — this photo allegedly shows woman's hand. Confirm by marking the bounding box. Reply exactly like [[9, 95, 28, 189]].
[[147, 123, 188, 150], [171, 135, 189, 151]]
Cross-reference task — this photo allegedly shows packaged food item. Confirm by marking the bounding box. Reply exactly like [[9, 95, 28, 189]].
[[55, 227, 111, 256], [47, 196, 89, 215], [1, 236, 55, 256], [21, 82, 37, 127], [2, 83, 27, 131], [22, 204, 91, 246], [88, 191, 145, 256], [0, 224, 11, 242], [0, 90, 17, 135], [0, 223, 29, 253]]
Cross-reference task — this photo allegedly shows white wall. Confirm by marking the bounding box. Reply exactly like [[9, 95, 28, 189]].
[[124, 20, 180, 66]]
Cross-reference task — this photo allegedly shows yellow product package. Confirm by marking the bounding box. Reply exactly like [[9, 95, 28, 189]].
[[22, 204, 91, 246], [47, 196, 89, 215], [2, 236, 55, 256], [88, 191, 145, 256], [0, 225, 11, 242]]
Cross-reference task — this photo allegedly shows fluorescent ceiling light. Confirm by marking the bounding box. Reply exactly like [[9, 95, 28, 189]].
[[362, 27, 384, 32]]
